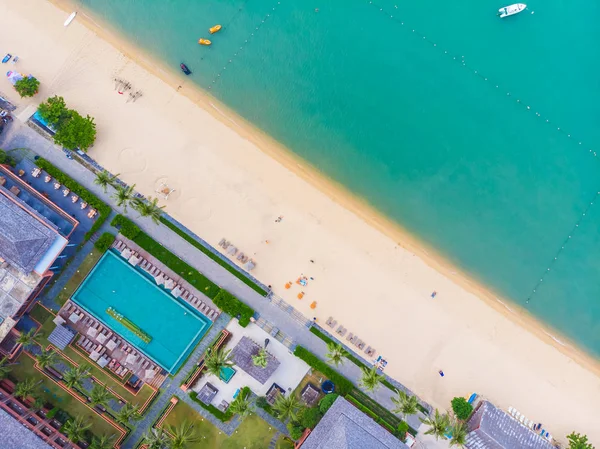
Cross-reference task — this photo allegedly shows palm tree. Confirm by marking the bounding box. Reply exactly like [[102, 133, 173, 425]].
[[229, 389, 253, 418], [36, 349, 58, 371], [273, 394, 302, 422], [252, 348, 268, 369], [204, 348, 233, 377], [90, 434, 114, 449], [115, 402, 141, 426], [391, 389, 419, 419], [420, 409, 451, 440], [94, 170, 119, 193], [63, 416, 91, 444], [325, 342, 348, 367], [0, 356, 17, 379], [133, 196, 165, 224], [16, 329, 41, 349], [14, 379, 40, 400], [112, 184, 136, 212], [63, 364, 91, 391], [142, 428, 172, 449], [449, 420, 468, 447], [359, 366, 385, 392], [169, 421, 200, 449], [89, 384, 112, 409]]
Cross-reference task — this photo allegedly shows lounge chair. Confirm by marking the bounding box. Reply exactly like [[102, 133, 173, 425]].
[[115, 366, 123, 375], [346, 332, 354, 341]]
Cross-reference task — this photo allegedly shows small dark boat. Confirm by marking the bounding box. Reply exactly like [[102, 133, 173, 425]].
[[180, 63, 191, 75]]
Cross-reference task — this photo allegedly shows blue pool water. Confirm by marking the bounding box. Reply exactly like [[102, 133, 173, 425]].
[[72, 250, 211, 372], [220, 366, 236, 383]]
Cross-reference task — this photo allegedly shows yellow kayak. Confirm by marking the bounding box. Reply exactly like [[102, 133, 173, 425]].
[[198, 38, 212, 46], [209, 24, 222, 34]]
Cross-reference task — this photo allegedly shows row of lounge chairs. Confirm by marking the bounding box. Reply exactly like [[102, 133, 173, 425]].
[[113, 239, 220, 321], [326, 316, 377, 358], [218, 238, 256, 271]]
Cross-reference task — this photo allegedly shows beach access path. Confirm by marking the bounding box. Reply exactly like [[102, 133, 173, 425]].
[[0, 122, 426, 437]]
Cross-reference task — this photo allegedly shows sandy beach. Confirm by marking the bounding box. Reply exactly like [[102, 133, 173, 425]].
[[2, 0, 600, 443]]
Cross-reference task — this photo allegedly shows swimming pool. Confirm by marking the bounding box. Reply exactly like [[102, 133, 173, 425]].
[[72, 250, 211, 373], [220, 366, 236, 383]]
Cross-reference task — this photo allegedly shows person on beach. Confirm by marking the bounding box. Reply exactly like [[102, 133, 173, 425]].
[[439, 370, 445, 377], [275, 215, 283, 222]]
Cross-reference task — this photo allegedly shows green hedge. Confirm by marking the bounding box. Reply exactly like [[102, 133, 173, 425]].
[[94, 232, 115, 252], [128, 230, 220, 298], [189, 392, 233, 422], [160, 217, 267, 296], [346, 395, 397, 435], [293, 346, 353, 395], [111, 214, 140, 239], [349, 391, 418, 437], [213, 290, 254, 327], [35, 158, 110, 240]]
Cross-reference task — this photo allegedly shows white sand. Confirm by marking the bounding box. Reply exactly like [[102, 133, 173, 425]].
[[2, 0, 600, 443]]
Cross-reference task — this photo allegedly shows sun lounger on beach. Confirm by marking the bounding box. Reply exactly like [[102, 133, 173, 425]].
[[346, 332, 353, 341], [227, 246, 238, 256], [358, 340, 365, 350]]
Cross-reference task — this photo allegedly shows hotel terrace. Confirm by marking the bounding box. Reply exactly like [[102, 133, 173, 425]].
[[0, 163, 77, 359]]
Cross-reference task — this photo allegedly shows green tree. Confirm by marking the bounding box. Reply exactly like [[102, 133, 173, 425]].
[[451, 397, 473, 421], [38, 96, 69, 127], [252, 348, 268, 368], [397, 421, 409, 440], [53, 110, 97, 151], [14, 379, 40, 400], [391, 389, 419, 419], [115, 402, 141, 426], [89, 384, 112, 409], [133, 196, 165, 224], [567, 432, 595, 449], [287, 421, 305, 440], [14, 76, 40, 98], [204, 347, 233, 377], [359, 366, 385, 392], [36, 349, 58, 370], [142, 428, 172, 449], [273, 394, 302, 422], [420, 409, 450, 440], [318, 393, 338, 414], [16, 329, 41, 349], [0, 356, 17, 379], [169, 421, 200, 449], [63, 364, 91, 391], [0, 149, 16, 166], [325, 342, 348, 367], [112, 184, 137, 213], [229, 388, 253, 418], [94, 170, 119, 193], [299, 407, 322, 429], [90, 434, 114, 449], [63, 416, 91, 444], [449, 419, 468, 447]]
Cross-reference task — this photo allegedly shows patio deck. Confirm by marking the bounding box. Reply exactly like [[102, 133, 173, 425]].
[[57, 301, 167, 389]]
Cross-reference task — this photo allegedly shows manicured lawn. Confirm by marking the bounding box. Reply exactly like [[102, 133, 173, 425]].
[[55, 248, 103, 307], [9, 353, 120, 440], [276, 436, 295, 449], [161, 401, 277, 449], [30, 303, 155, 408]]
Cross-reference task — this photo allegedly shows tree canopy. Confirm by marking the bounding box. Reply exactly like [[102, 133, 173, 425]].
[[450, 397, 473, 421], [14, 76, 40, 98], [37, 96, 97, 151], [567, 433, 595, 449]]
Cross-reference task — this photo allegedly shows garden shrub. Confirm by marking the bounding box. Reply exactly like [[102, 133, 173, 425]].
[[212, 289, 254, 327], [111, 214, 141, 239], [46, 407, 59, 419], [94, 232, 115, 252], [287, 421, 305, 440], [15, 76, 40, 98], [38, 96, 96, 151], [293, 346, 353, 395], [397, 421, 409, 439], [35, 158, 110, 240], [0, 149, 16, 167], [189, 392, 233, 422], [451, 397, 473, 421], [318, 393, 339, 414], [299, 406, 322, 429]]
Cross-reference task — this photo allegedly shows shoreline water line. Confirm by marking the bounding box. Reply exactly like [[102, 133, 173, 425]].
[[45, 0, 600, 376]]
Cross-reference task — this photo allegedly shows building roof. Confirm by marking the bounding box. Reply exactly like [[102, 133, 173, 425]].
[[0, 190, 57, 274], [230, 336, 280, 384], [0, 263, 42, 319], [300, 396, 408, 449], [47, 324, 77, 351], [466, 401, 554, 449], [0, 408, 53, 449]]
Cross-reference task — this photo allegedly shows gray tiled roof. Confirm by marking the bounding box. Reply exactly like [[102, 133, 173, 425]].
[[0, 190, 56, 273], [466, 401, 554, 449], [47, 325, 77, 351], [230, 336, 280, 384], [300, 396, 408, 449], [0, 408, 53, 449]]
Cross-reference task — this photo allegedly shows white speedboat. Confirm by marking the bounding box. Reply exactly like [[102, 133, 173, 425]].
[[498, 3, 526, 18]]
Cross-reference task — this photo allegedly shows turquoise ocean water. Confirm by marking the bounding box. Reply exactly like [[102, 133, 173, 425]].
[[76, 0, 600, 356]]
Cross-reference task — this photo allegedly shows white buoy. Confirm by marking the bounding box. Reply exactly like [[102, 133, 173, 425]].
[[64, 11, 77, 27]]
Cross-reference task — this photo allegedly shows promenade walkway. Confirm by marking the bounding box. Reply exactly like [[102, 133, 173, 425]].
[[0, 122, 426, 443]]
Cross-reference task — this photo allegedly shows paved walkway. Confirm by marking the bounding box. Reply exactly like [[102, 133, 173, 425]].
[[2, 122, 426, 440]]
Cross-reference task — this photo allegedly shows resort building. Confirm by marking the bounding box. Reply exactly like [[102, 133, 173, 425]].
[[297, 396, 409, 449], [465, 400, 555, 449], [0, 163, 78, 358]]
